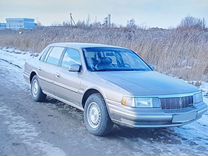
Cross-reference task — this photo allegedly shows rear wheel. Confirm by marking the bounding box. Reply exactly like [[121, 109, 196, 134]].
[[84, 93, 113, 136], [31, 75, 46, 102]]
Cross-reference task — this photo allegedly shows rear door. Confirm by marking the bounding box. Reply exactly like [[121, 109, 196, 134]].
[[53, 48, 82, 107], [38, 46, 65, 95]]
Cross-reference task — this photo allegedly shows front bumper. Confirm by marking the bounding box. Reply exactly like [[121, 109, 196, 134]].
[[106, 99, 208, 128]]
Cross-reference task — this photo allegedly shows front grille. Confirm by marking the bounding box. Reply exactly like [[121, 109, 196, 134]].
[[160, 96, 193, 110]]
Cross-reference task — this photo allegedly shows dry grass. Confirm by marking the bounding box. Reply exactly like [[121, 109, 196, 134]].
[[0, 26, 208, 81]]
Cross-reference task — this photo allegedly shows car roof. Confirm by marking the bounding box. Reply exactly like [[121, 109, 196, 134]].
[[49, 42, 125, 49]]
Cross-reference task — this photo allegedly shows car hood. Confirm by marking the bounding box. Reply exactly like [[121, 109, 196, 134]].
[[95, 71, 198, 96]]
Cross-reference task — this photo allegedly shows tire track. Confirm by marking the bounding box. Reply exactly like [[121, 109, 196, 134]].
[[0, 104, 66, 156]]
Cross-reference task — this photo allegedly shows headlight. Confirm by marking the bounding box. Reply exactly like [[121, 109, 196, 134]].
[[193, 92, 203, 104], [121, 97, 161, 108]]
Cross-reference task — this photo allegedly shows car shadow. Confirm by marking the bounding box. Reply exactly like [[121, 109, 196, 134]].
[[42, 96, 202, 147], [109, 126, 184, 144]]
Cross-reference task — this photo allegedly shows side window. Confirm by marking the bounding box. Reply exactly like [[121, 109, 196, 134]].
[[61, 48, 81, 68], [46, 47, 65, 66], [39, 47, 51, 62]]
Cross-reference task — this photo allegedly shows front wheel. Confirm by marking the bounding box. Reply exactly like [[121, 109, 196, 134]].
[[31, 75, 46, 102], [84, 93, 113, 136]]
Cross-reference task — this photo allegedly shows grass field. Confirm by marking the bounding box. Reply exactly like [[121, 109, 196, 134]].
[[0, 26, 208, 81]]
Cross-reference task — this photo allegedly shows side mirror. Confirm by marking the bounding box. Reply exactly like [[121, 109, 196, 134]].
[[149, 64, 156, 71], [68, 64, 81, 72]]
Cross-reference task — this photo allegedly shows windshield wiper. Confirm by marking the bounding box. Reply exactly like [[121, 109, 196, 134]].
[[95, 69, 116, 71], [128, 68, 147, 71], [94, 68, 148, 71]]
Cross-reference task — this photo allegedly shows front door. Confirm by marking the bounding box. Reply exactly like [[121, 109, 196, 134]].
[[53, 48, 82, 108]]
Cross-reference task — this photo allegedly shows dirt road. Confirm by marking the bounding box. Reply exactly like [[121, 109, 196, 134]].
[[0, 59, 208, 156]]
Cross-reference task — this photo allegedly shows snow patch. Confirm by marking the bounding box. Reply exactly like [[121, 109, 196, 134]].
[[0, 47, 38, 69]]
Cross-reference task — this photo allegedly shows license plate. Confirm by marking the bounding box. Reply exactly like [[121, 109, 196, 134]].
[[172, 111, 197, 123]]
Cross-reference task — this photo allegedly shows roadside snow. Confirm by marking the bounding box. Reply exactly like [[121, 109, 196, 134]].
[[202, 85, 208, 104], [203, 96, 208, 105], [187, 81, 208, 104], [0, 47, 38, 69], [0, 47, 36, 90]]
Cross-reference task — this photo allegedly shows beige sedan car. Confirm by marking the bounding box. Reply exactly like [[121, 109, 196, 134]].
[[24, 42, 207, 136]]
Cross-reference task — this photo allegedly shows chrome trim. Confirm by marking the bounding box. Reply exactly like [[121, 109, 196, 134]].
[[123, 91, 201, 98], [112, 118, 196, 128], [39, 75, 78, 93], [197, 106, 208, 114], [23, 72, 30, 78], [110, 107, 138, 118], [38, 75, 54, 84], [53, 81, 79, 93], [43, 91, 84, 111]]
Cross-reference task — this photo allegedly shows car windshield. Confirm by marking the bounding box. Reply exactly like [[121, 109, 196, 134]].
[[82, 47, 151, 71]]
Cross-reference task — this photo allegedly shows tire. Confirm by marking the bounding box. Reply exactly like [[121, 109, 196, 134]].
[[84, 93, 113, 136], [31, 75, 46, 102]]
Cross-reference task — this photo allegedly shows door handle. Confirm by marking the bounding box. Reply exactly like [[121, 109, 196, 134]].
[[38, 67, 42, 71], [56, 73, 60, 78]]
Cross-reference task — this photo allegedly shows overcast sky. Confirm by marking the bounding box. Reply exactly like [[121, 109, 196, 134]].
[[0, 0, 207, 28]]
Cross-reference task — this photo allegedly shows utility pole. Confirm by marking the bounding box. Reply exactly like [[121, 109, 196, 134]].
[[202, 18, 206, 30], [70, 13, 76, 26], [108, 14, 111, 27], [86, 14, 90, 26]]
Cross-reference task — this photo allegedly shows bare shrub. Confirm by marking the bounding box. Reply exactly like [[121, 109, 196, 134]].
[[0, 26, 207, 81], [178, 16, 206, 30]]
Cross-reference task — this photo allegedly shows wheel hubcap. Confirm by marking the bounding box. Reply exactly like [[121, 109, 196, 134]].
[[32, 79, 38, 97], [87, 102, 101, 128]]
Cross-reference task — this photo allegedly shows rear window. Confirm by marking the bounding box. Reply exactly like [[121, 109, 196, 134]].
[[39, 47, 51, 62], [46, 47, 65, 66]]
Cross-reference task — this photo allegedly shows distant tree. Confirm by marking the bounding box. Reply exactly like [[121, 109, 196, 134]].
[[178, 16, 206, 30], [62, 21, 70, 26], [102, 14, 111, 28], [127, 19, 137, 29], [76, 20, 87, 28], [91, 22, 102, 28], [103, 16, 109, 28]]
